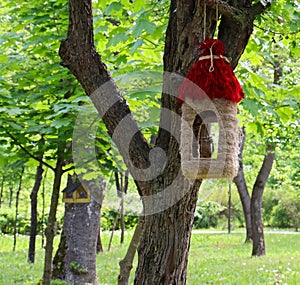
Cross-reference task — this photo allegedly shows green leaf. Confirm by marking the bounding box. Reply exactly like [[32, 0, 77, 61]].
[[276, 106, 294, 123], [107, 32, 127, 47], [132, 19, 156, 38], [51, 118, 70, 129], [241, 98, 260, 116], [130, 39, 143, 53], [104, 2, 123, 14]]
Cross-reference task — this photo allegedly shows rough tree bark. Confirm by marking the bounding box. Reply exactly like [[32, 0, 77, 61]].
[[52, 175, 104, 283], [233, 127, 253, 242], [251, 144, 275, 256], [64, 197, 102, 284], [59, 0, 269, 283], [28, 158, 44, 263]]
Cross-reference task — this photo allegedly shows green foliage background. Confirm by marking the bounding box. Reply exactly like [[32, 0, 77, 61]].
[[0, 0, 299, 237]]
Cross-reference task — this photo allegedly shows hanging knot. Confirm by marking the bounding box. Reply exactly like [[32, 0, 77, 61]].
[[209, 42, 216, 72], [198, 54, 232, 71]]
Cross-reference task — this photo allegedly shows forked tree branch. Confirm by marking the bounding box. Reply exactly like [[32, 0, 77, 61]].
[[59, 0, 152, 195]]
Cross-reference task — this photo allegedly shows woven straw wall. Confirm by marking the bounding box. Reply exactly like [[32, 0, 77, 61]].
[[180, 98, 239, 179]]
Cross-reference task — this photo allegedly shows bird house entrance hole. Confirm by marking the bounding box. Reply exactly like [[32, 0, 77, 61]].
[[192, 111, 219, 159], [180, 98, 239, 179]]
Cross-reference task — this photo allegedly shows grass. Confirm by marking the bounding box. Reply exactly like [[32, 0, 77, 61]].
[[0, 230, 300, 284]]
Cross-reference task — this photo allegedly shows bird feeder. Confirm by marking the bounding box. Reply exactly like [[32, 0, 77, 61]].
[[62, 182, 91, 203], [178, 39, 244, 179]]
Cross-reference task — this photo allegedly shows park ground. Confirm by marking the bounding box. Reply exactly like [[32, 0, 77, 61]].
[[0, 229, 300, 284]]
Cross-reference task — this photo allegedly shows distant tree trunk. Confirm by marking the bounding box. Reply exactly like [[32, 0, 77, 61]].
[[228, 182, 232, 234], [115, 170, 129, 245], [28, 159, 44, 263], [42, 145, 65, 285], [234, 127, 253, 242], [0, 175, 4, 208], [96, 230, 103, 253], [9, 185, 13, 208], [251, 144, 275, 256], [52, 229, 67, 280], [41, 168, 47, 248], [108, 206, 120, 252], [13, 166, 25, 252]]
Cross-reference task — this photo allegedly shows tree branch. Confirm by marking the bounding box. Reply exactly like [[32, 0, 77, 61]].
[[59, 0, 152, 194], [253, 144, 275, 189], [118, 216, 144, 285], [4, 130, 55, 172], [249, 1, 271, 18], [206, 0, 244, 20]]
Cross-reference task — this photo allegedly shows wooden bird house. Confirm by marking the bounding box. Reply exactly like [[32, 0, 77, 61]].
[[180, 97, 239, 179], [62, 182, 91, 203]]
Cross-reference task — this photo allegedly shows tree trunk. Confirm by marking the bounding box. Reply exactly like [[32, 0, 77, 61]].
[[42, 146, 65, 285], [96, 230, 103, 254], [9, 185, 13, 208], [28, 159, 44, 263], [64, 197, 101, 284], [121, 172, 129, 244], [52, 229, 67, 280], [41, 168, 47, 248], [118, 217, 144, 285], [115, 171, 129, 245], [59, 0, 269, 283], [251, 59, 280, 255], [251, 145, 275, 256], [228, 182, 232, 234], [0, 175, 4, 208], [135, 179, 200, 284], [233, 127, 252, 242], [108, 206, 120, 252], [13, 166, 25, 251]]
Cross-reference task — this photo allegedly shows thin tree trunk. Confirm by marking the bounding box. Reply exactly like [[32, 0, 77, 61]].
[[96, 230, 103, 253], [228, 182, 232, 234], [108, 206, 120, 252], [118, 217, 144, 285], [9, 185, 13, 208], [251, 145, 275, 256], [13, 166, 25, 252], [41, 168, 47, 248], [42, 146, 65, 285], [0, 175, 4, 208], [115, 171, 126, 244], [121, 171, 128, 244], [52, 229, 67, 280], [233, 127, 253, 242], [251, 60, 280, 256], [28, 159, 44, 263], [120, 191, 125, 244]]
